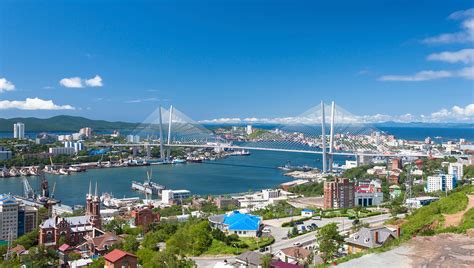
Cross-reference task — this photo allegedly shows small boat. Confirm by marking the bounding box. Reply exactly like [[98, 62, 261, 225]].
[[29, 166, 39, 176], [229, 150, 251, 156], [20, 168, 30, 176], [9, 168, 20, 177], [171, 158, 186, 164], [186, 157, 203, 163], [58, 168, 71, 175], [68, 166, 83, 172]]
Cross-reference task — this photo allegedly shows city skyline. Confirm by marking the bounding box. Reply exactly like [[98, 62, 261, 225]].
[[0, 1, 473, 123]]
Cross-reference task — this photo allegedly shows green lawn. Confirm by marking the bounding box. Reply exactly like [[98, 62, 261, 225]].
[[203, 237, 274, 255]]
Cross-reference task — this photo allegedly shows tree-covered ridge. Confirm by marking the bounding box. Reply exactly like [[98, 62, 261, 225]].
[[0, 115, 138, 132]]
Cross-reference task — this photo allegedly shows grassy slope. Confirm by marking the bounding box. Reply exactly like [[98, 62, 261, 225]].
[[401, 185, 473, 238]]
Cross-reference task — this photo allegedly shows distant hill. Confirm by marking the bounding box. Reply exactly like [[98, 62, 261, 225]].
[[0, 115, 139, 132]]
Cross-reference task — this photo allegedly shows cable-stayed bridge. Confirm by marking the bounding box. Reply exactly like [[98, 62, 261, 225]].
[[94, 101, 466, 173]]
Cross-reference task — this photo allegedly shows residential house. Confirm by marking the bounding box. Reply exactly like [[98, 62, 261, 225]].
[[275, 246, 311, 265], [209, 211, 262, 237], [301, 209, 314, 217], [104, 249, 138, 268], [235, 251, 263, 268], [389, 185, 401, 199], [345, 226, 399, 254], [79, 231, 124, 256]]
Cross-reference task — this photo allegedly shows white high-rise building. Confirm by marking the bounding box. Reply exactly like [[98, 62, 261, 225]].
[[426, 174, 455, 193], [246, 125, 253, 135], [0, 194, 19, 240], [79, 127, 93, 138], [126, 135, 140, 143], [13, 122, 25, 139], [448, 163, 464, 180]]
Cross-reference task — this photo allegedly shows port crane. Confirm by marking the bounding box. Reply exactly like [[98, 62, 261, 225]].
[[22, 177, 35, 199]]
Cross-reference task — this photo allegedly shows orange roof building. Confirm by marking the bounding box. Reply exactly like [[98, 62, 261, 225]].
[[104, 249, 137, 268]]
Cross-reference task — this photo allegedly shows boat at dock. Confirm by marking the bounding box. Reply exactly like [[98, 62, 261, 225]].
[[171, 158, 186, 164], [278, 161, 314, 172], [229, 150, 251, 156], [131, 170, 165, 196], [101, 192, 141, 208]]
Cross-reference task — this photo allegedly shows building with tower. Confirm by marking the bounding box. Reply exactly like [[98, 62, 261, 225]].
[[39, 182, 102, 247]]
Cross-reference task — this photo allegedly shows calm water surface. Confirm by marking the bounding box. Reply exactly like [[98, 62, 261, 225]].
[[0, 151, 350, 206]]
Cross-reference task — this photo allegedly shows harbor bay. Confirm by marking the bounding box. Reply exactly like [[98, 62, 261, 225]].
[[0, 150, 349, 206]]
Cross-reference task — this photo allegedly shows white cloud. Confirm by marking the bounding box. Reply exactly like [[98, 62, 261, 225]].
[[457, 66, 474, 79], [449, 8, 474, 20], [0, 78, 15, 93], [124, 97, 160, 103], [378, 70, 453, 81], [423, 8, 474, 44], [85, 75, 103, 87], [59, 75, 103, 88], [0, 98, 75, 110], [427, 48, 474, 64], [379, 66, 474, 81], [430, 104, 474, 122], [60, 77, 84, 88]]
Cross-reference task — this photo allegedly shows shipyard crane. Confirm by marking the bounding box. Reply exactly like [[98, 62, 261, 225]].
[[22, 177, 35, 199]]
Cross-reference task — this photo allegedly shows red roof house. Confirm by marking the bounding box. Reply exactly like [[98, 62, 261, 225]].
[[104, 249, 137, 268]]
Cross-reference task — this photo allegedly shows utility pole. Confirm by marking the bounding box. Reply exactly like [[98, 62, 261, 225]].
[[321, 101, 327, 173]]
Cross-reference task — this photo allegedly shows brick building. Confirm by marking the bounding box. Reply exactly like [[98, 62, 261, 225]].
[[323, 178, 355, 209], [39, 182, 101, 246], [104, 249, 137, 268], [130, 206, 160, 232]]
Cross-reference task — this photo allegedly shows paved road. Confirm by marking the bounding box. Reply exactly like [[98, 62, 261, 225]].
[[193, 213, 402, 267], [268, 213, 398, 253]]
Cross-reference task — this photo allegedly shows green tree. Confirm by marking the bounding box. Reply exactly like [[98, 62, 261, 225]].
[[261, 253, 272, 268], [316, 223, 344, 262], [122, 235, 140, 253], [103, 218, 126, 234], [166, 220, 212, 256], [89, 257, 105, 268], [291, 226, 298, 236]]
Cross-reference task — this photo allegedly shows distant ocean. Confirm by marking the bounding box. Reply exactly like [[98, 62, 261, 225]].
[[1, 126, 472, 142]]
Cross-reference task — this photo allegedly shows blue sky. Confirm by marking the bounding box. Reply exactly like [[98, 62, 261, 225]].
[[0, 0, 473, 123]]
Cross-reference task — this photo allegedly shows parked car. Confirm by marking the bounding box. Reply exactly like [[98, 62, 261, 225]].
[[312, 216, 321, 220], [311, 223, 318, 228], [262, 227, 271, 233], [293, 242, 302, 247]]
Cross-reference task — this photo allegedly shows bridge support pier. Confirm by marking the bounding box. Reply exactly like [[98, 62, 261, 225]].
[[158, 105, 165, 160], [166, 105, 174, 161], [321, 101, 327, 173], [328, 101, 335, 172]]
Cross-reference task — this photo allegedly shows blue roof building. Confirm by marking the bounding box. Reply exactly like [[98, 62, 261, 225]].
[[209, 211, 262, 237]]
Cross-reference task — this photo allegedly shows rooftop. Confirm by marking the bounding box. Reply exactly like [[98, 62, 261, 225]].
[[223, 211, 261, 231], [104, 249, 136, 263]]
